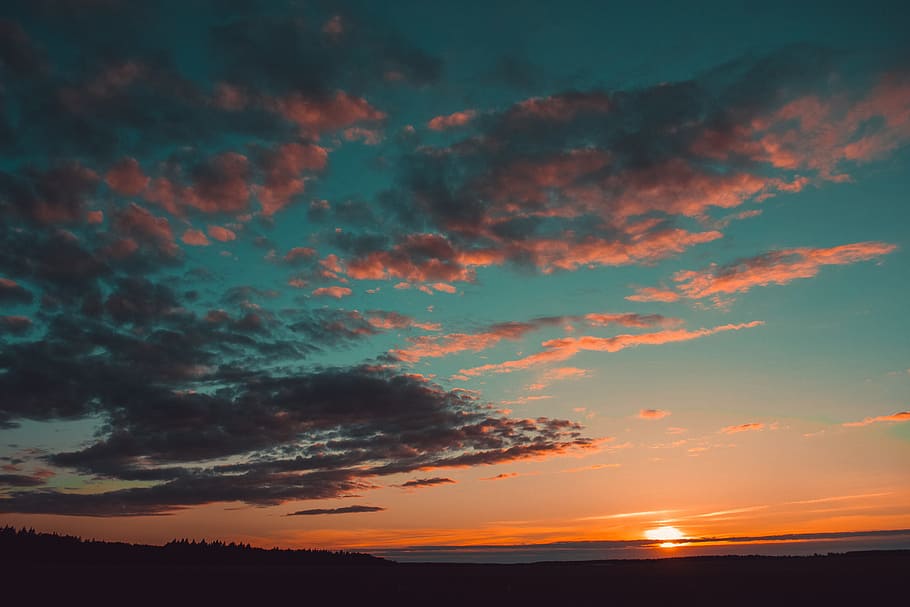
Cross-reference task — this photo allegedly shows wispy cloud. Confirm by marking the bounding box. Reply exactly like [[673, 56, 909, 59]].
[[287, 505, 386, 516], [460, 322, 763, 376], [843, 411, 910, 427], [638, 409, 671, 420], [629, 242, 897, 307]]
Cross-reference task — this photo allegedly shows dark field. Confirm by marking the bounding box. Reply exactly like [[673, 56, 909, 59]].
[[8, 551, 908, 605]]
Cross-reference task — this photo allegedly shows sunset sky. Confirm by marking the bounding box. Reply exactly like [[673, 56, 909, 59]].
[[1, 0, 908, 561]]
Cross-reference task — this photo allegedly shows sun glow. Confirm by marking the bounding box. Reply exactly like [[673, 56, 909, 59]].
[[645, 526, 685, 542]]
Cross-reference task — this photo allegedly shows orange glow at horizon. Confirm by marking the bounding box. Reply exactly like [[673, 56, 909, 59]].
[[644, 526, 686, 541]]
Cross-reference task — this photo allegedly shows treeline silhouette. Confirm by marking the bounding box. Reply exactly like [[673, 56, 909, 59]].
[[0, 526, 388, 566]]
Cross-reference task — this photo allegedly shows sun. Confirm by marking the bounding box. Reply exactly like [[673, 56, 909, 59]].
[[644, 526, 685, 542]]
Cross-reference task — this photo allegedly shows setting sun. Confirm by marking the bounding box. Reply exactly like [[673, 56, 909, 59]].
[[645, 526, 686, 542]]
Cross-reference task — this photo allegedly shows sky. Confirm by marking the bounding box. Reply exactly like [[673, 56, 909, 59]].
[[0, 0, 908, 562]]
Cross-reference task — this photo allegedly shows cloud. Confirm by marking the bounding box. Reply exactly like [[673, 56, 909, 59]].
[[0, 316, 32, 335], [428, 110, 476, 131], [638, 409, 671, 420], [328, 51, 910, 286], [460, 321, 764, 376], [0, 346, 594, 513], [112, 202, 179, 257], [843, 411, 910, 427], [0, 473, 46, 487], [0, 162, 99, 224], [105, 157, 149, 196], [391, 317, 565, 363], [392, 313, 679, 363], [207, 225, 236, 243], [400, 477, 455, 489], [624, 287, 680, 303], [181, 229, 209, 246], [287, 505, 386, 516], [481, 472, 521, 481], [720, 422, 765, 434], [528, 367, 590, 391], [0, 277, 33, 304], [630, 242, 897, 305], [312, 286, 353, 299]]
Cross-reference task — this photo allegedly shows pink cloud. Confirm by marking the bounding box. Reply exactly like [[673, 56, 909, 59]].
[[460, 321, 764, 376], [638, 409, 671, 420], [720, 422, 765, 434], [207, 225, 236, 242], [529, 366, 590, 391], [256, 143, 328, 216], [584, 313, 682, 329], [346, 233, 477, 283], [343, 127, 383, 145], [431, 282, 456, 294], [427, 109, 477, 131], [267, 91, 386, 138], [507, 92, 611, 122], [86, 210, 104, 224], [181, 229, 210, 246], [691, 73, 910, 180], [625, 287, 681, 303], [184, 152, 250, 214], [284, 247, 317, 264], [392, 320, 554, 363], [842, 411, 910, 427], [393, 313, 676, 364], [312, 286, 352, 299], [105, 157, 149, 196], [634, 241, 897, 305], [113, 203, 178, 256]]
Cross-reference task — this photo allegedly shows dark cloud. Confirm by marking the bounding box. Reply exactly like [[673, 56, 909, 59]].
[[287, 505, 385, 516], [400, 477, 455, 489], [337, 47, 906, 281], [0, 316, 32, 335], [0, 322, 594, 513], [0, 279, 33, 304], [0, 18, 46, 79], [0, 162, 99, 224], [0, 473, 46, 487]]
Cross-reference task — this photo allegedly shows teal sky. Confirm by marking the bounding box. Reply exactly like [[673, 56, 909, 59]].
[[0, 0, 908, 559]]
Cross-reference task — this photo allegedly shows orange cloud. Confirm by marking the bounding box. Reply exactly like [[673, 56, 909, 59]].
[[629, 241, 897, 305], [508, 92, 611, 122], [182, 229, 210, 246], [207, 225, 236, 242], [105, 157, 149, 196], [267, 91, 386, 138], [638, 409, 671, 420], [842, 411, 910, 427], [427, 109, 476, 131], [460, 321, 764, 376], [86, 210, 104, 224], [312, 286, 352, 299], [624, 287, 680, 303], [720, 422, 765, 434], [256, 143, 328, 216], [393, 313, 679, 363]]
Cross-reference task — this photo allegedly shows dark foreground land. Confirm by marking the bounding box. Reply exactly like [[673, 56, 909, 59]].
[[3, 528, 907, 605]]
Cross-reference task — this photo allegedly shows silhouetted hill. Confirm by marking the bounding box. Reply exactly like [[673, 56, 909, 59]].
[[2, 526, 908, 605], [0, 525, 387, 566]]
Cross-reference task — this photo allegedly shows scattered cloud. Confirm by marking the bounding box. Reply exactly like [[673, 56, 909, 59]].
[[638, 409, 671, 420], [843, 411, 910, 427], [287, 505, 386, 516], [400, 477, 456, 489]]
